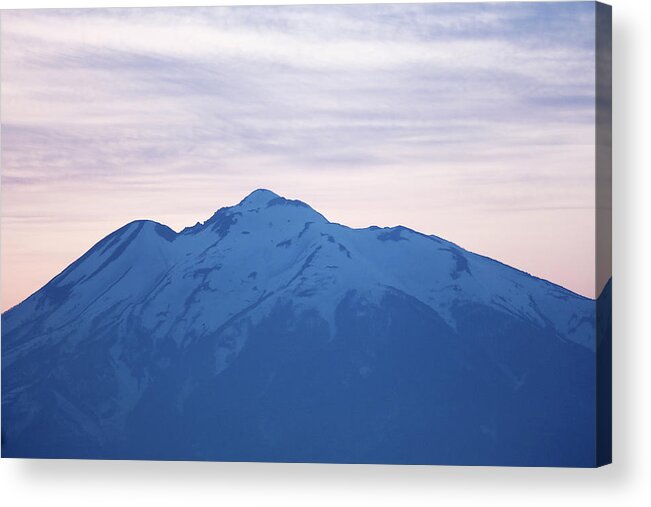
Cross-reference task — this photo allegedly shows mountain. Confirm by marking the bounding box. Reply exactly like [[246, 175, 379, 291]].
[[1, 189, 601, 466]]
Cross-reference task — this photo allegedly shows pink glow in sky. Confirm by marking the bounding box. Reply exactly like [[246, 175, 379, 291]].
[[1, 4, 599, 311]]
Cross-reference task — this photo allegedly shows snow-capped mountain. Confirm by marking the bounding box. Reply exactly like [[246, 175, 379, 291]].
[[2, 189, 600, 465]]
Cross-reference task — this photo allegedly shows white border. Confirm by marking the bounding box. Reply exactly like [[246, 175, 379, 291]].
[[1, 1, 650, 506]]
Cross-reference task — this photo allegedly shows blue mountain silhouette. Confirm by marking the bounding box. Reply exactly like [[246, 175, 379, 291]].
[[1, 189, 604, 466]]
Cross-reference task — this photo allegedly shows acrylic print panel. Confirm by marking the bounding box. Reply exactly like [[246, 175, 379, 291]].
[[0, 2, 612, 467]]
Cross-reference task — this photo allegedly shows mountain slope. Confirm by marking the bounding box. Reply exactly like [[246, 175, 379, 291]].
[[1, 189, 598, 466]]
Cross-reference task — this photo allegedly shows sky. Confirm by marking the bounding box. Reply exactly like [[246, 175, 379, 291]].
[[1, 2, 598, 310]]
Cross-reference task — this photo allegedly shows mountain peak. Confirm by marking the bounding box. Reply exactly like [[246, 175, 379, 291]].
[[238, 188, 281, 208], [180, 189, 325, 236], [235, 189, 327, 221]]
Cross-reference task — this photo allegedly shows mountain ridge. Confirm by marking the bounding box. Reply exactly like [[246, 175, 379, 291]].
[[3, 188, 593, 314], [2, 189, 600, 465]]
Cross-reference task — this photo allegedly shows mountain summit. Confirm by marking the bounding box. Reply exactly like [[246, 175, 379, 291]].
[[2, 190, 599, 465]]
